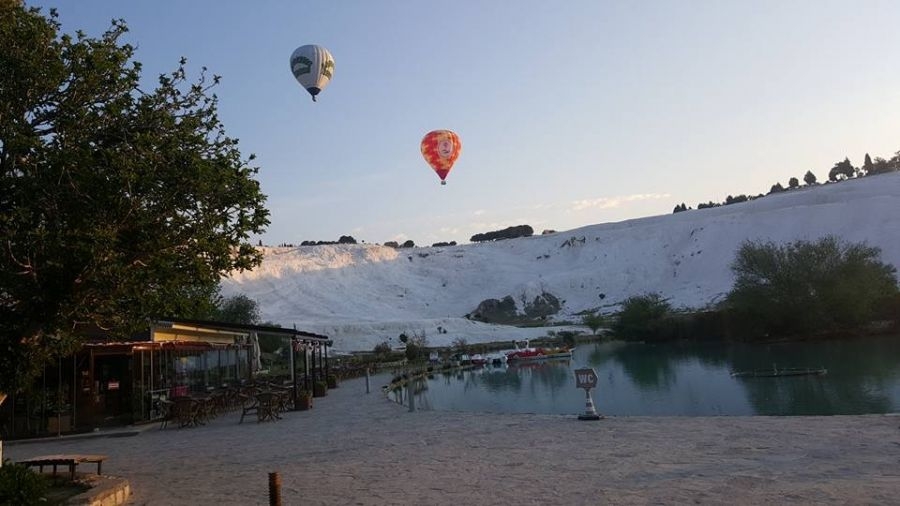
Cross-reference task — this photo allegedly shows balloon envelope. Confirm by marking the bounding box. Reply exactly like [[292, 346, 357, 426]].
[[421, 130, 462, 185], [289, 44, 334, 101]]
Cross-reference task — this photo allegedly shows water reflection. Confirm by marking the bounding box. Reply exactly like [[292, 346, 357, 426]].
[[405, 335, 900, 416]]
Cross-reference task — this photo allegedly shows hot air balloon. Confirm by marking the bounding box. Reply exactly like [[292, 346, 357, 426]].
[[421, 130, 462, 185], [289, 44, 334, 101]]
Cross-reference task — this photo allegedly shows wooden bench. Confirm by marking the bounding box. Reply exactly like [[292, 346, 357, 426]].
[[17, 454, 107, 481]]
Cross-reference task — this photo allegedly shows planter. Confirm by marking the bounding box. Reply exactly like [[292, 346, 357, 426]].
[[313, 381, 328, 398], [295, 392, 313, 410], [326, 375, 338, 389], [48, 414, 71, 433]]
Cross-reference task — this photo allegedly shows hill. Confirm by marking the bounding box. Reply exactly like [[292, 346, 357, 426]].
[[222, 173, 900, 351]]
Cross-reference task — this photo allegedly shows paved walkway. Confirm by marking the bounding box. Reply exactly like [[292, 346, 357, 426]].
[[6, 374, 900, 505]]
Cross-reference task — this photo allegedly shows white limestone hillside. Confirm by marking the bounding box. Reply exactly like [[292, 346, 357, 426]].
[[222, 173, 900, 351]]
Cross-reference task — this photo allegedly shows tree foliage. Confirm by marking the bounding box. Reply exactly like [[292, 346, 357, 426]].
[[581, 312, 605, 335], [404, 332, 427, 362], [726, 237, 898, 337], [611, 293, 672, 341], [213, 294, 261, 325], [0, 6, 269, 393], [803, 170, 817, 185], [470, 224, 534, 243], [828, 157, 856, 181]]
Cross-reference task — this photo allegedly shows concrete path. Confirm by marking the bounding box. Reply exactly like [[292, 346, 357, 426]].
[[7, 374, 900, 505]]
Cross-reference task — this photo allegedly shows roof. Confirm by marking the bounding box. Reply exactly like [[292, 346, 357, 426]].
[[152, 317, 332, 344]]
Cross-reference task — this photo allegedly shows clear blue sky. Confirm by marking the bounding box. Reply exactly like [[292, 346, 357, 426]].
[[32, 1, 900, 245]]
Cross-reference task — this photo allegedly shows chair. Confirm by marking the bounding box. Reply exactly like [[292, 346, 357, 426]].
[[156, 399, 175, 429], [238, 393, 258, 424], [256, 392, 280, 423], [173, 397, 200, 428]]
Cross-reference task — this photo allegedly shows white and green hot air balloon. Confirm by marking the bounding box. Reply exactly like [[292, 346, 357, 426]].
[[289, 44, 334, 102]]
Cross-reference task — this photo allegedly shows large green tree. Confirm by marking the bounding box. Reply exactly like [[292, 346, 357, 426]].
[[213, 294, 261, 325], [726, 237, 898, 337], [0, 5, 270, 393]]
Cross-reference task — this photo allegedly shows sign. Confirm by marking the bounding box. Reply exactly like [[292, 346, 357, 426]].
[[107, 381, 120, 391], [574, 368, 598, 389]]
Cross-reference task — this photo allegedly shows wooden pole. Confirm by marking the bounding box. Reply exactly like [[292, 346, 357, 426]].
[[268, 472, 282, 506], [290, 339, 297, 410]]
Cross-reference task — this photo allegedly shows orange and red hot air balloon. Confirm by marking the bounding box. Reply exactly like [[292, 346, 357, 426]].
[[420, 130, 461, 185]]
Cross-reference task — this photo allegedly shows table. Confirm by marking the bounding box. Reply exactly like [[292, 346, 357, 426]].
[[17, 454, 107, 481]]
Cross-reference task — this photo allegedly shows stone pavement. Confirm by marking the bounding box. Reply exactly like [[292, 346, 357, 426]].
[[6, 374, 900, 505]]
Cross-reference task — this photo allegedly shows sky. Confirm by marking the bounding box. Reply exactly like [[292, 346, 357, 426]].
[[32, 1, 900, 246]]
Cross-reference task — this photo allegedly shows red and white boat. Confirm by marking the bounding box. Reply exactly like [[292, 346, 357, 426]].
[[504, 340, 572, 362]]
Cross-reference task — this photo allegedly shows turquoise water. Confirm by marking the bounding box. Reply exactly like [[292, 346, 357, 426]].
[[394, 336, 900, 416]]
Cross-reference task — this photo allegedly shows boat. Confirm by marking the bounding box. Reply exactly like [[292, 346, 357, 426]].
[[484, 352, 508, 366], [504, 340, 573, 362], [470, 354, 487, 366], [730, 366, 827, 378]]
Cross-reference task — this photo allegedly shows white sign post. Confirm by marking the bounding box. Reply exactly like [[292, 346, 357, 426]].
[[574, 368, 602, 421]]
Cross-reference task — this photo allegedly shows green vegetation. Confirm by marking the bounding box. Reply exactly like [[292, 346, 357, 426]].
[[581, 312, 605, 335], [0, 463, 48, 505], [608, 238, 899, 342], [726, 236, 898, 337], [0, 5, 269, 394], [676, 150, 900, 214], [212, 294, 262, 325], [404, 332, 428, 362], [470, 224, 534, 243], [610, 293, 672, 341]]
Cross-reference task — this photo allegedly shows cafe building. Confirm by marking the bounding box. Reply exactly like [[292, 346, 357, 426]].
[[0, 318, 331, 439]]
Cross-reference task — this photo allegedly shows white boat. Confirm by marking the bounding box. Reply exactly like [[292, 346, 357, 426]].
[[484, 352, 508, 365]]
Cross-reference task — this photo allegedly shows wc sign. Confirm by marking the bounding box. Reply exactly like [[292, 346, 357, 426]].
[[574, 367, 602, 420], [574, 368, 598, 390]]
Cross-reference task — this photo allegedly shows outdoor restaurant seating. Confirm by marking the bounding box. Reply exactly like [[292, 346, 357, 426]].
[[255, 392, 281, 422], [239, 389, 283, 423], [173, 397, 202, 428], [159, 373, 330, 428]]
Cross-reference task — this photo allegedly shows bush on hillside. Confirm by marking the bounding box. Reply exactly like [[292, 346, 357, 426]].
[[726, 236, 898, 337], [470, 225, 534, 243], [611, 293, 672, 341]]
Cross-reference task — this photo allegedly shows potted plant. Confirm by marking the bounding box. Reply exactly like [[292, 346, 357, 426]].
[[326, 374, 339, 389], [295, 390, 313, 410], [313, 381, 328, 398]]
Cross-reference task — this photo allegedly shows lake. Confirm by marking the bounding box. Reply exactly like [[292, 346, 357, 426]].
[[392, 335, 900, 416]]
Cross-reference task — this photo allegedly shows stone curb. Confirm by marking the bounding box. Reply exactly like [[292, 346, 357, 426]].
[[66, 474, 131, 506], [6, 423, 158, 446]]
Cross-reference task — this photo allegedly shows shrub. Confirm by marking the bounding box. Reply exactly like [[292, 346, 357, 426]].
[[581, 312, 605, 335], [557, 331, 578, 348], [611, 293, 672, 341], [373, 341, 391, 355], [726, 236, 898, 337], [470, 225, 534, 243], [0, 463, 49, 505], [451, 337, 468, 352], [405, 332, 428, 362]]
